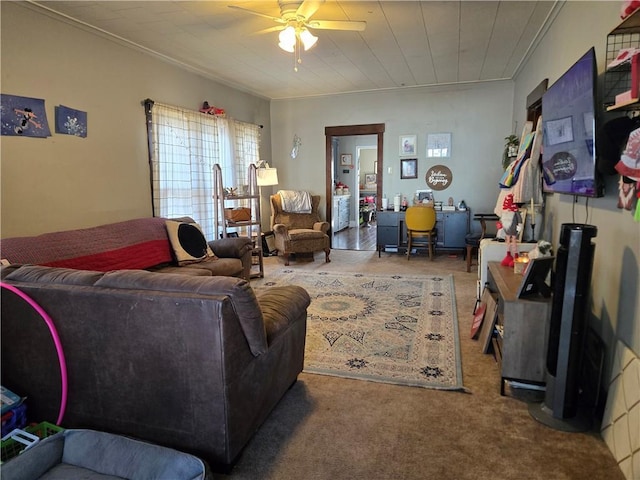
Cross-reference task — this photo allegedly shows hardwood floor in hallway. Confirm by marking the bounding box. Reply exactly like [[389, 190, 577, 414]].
[[332, 221, 377, 251]]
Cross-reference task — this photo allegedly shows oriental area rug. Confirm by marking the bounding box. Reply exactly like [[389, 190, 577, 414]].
[[256, 270, 464, 391]]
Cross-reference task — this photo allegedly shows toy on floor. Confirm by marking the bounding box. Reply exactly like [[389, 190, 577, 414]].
[[498, 193, 522, 268]]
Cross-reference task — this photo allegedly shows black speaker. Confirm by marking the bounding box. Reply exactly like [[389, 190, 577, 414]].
[[530, 223, 597, 431]]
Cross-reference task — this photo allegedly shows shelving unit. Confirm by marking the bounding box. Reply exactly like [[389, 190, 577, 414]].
[[213, 163, 264, 278], [604, 8, 640, 111]]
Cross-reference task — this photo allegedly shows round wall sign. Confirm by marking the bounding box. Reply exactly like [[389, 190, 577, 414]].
[[544, 151, 577, 181], [425, 165, 453, 190]]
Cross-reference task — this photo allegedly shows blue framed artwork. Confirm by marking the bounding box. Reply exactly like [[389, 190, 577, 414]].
[[55, 105, 87, 137], [1, 94, 51, 137]]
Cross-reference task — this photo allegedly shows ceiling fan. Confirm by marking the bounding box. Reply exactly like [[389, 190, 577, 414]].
[[229, 1, 366, 70]]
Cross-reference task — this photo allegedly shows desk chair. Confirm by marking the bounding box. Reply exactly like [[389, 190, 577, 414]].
[[405, 206, 437, 260], [465, 213, 499, 272]]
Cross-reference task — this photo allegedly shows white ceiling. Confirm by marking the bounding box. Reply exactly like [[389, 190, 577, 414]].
[[31, 1, 559, 100]]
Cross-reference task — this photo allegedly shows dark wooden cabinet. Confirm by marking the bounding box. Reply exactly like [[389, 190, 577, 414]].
[[376, 209, 469, 255], [487, 261, 552, 395], [436, 211, 469, 249]]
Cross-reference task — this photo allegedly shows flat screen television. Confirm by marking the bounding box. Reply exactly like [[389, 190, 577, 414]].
[[516, 257, 555, 299], [541, 47, 603, 198]]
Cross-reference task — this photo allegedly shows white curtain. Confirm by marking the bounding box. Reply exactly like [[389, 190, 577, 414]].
[[149, 102, 259, 239]]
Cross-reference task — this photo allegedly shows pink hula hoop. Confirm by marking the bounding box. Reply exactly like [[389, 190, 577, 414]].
[[1, 282, 67, 425]]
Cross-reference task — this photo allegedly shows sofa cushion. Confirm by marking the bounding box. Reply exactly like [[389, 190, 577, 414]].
[[165, 220, 214, 266], [148, 265, 212, 276], [4, 265, 104, 286], [182, 257, 243, 277]]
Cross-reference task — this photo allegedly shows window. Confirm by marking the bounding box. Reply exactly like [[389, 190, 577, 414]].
[[147, 102, 260, 238]]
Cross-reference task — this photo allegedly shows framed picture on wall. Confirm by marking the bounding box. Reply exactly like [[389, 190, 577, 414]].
[[427, 132, 452, 158], [340, 154, 352, 166], [399, 135, 417, 156], [365, 173, 377, 186], [400, 158, 418, 179]]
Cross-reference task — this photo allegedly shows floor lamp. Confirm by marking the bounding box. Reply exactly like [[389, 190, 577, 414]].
[[256, 162, 279, 234]]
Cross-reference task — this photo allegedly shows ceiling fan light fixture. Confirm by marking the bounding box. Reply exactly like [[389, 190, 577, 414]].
[[278, 26, 296, 52], [300, 28, 318, 51]]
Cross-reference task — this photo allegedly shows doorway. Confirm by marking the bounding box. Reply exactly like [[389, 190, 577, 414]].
[[325, 124, 385, 250]]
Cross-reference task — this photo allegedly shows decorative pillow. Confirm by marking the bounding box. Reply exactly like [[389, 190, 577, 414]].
[[165, 221, 215, 266]]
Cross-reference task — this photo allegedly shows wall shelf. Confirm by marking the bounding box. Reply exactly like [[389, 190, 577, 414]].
[[604, 8, 640, 111]]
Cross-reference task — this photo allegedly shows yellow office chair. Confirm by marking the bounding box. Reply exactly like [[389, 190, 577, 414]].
[[405, 205, 437, 260]]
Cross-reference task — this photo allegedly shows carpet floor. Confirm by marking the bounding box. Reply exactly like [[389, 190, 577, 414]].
[[254, 270, 462, 390], [220, 250, 623, 480]]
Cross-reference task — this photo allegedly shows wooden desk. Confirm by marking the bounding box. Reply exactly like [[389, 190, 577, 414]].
[[376, 209, 469, 256], [487, 261, 552, 395]]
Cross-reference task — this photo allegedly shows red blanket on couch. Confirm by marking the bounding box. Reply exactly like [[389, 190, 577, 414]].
[[0, 218, 173, 272]]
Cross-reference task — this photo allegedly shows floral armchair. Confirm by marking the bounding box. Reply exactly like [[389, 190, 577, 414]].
[[270, 194, 331, 266]]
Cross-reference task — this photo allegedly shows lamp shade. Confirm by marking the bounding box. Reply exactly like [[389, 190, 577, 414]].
[[300, 28, 318, 51], [256, 167, 279, 187], [278, 26, 296, 53]]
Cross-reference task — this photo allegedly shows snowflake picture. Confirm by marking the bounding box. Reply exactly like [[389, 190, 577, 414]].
[[55, 105, 87, 137]]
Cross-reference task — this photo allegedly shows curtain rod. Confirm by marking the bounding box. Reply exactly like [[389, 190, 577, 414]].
[[142, 98, 263, 128]]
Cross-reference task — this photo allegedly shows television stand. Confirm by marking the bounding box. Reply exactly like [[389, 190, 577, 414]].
[[487, 262, 553, 395]]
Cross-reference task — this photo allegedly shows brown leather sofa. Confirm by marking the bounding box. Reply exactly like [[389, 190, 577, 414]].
[[0, 264, 310, 471]]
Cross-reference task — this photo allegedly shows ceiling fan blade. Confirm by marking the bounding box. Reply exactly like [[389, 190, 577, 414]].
[[253, 25, 285, 35], [296, 0, 323, 20], [307, 20, 366, 31], [228, 5, 285, 24]]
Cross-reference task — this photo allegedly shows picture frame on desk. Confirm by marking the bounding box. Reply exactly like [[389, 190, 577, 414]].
[[516, 256, 554, 299]]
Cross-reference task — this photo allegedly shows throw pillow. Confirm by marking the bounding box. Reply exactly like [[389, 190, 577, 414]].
[[165, 221, 215, 265]]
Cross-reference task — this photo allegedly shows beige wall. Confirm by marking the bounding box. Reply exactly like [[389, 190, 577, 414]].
[[513, 1, 639, 370], [0, 2, 271, 237]]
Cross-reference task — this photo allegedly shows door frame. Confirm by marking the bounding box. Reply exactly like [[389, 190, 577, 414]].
[[325, 124, 385, 244]]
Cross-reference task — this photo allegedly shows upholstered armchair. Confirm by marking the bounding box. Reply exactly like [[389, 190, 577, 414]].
[[270, 193, 331, 266]]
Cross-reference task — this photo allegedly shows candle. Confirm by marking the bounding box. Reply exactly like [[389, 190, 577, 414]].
[[530, 198, 535, 224]]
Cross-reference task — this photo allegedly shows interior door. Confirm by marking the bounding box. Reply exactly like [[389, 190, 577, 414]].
[[325, 124, 385, 249]]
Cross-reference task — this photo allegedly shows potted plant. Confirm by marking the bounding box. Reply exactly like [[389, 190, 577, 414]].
[[502, 134, 519, 169]]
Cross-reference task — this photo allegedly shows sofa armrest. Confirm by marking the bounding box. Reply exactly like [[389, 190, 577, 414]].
[[256, 286, 310, 344], [313, 221, 330, 234], [208, 237, 253, 281], [209, 237, 253, 259]]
